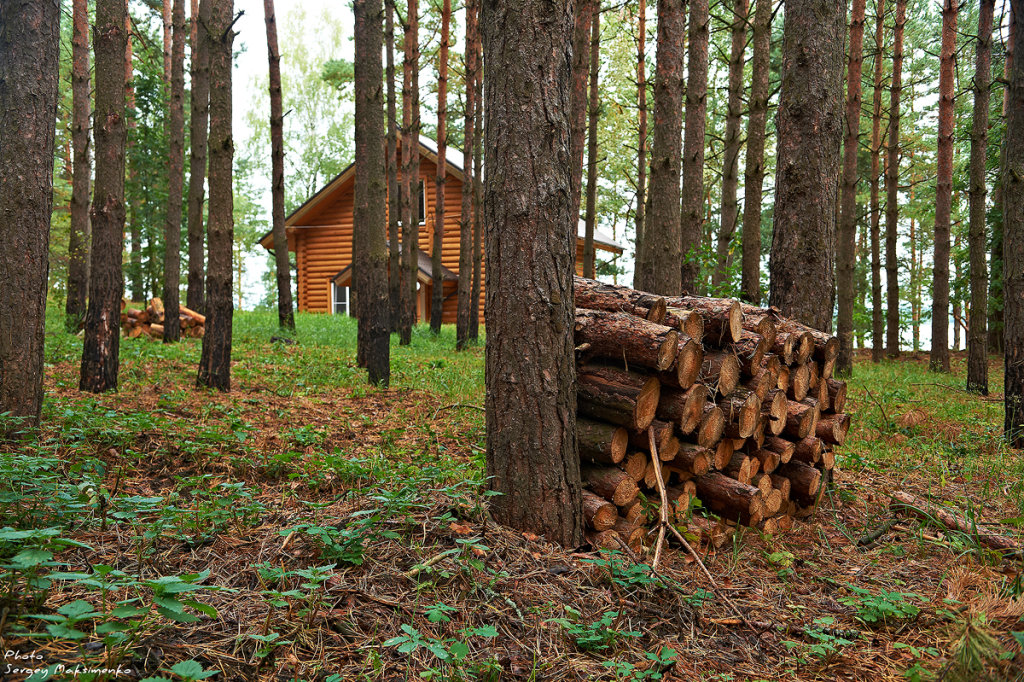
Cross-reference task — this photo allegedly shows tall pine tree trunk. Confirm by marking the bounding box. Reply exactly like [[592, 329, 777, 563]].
[[187, 0, 210, 314], [635, 0, 684, 295], [264, 0, 295, 331], [399, 0, 420, 346], [0, 0, 60, 428], [163, 0, 186, 343], [354, 0, 391, 385], [1004, 0, 1024, 448], [569, 0, 595, 224], [836, 0, 867, 376], [583, 7, 600, 279], [991, 7, 1014, 354], [81, 0, 126, 393], [635, 0, 647, 254], [197, 0, 234, 391], [680, 0, 709, 293], [162, 0, 172, 85], [469, 45, 483, 341], [386, 0, 400, 330], [126, 23, 143, 303], [968, 0, 995, 394], [741, 0, 771, 304], [66, 0, 91, 332], [713, 0, 747, 289], [481, 0, 582, 546], [885, 0, 906, 357], [456, 0, 477, 350], [768, 0, 845, 331], [868, 0, 885, 362], [430, 0, 449, 334]]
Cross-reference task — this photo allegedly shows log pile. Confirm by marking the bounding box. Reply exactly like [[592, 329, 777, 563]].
[[574, 277, 849, 551], [120, 298, 206, 339]]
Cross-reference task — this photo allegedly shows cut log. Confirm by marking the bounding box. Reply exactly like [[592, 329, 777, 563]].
[[148, 323, 165, 339], [825, 378, 847, 413], [660, 337, 703, 388], [622, 451, 648, 482], [749, 448, 780, 475], [775, 318, 839, 366], [693, 472, 765, 525], [574, 276, 667, 324], [775, 514, 794, 533], [582, 490, 618, 531], [774, 461, 822, 506], [724, 453, 755, 485], [582, 465, 640, 506], [672, 442, 712, 476], [777, 365, 790, 392], [745, 367, 778, 401], [890, 490, 1021, 555], [762, 389, 788, 436], [146, 297, 165, 323], [770, 331, 798, 365], [612, 518, 646, 548], [577, 364, 661, 432], [759, 516, 780, 535], [769, 474, 792, 500], [799, 397, 822, 438], [179, 304, 206, 325], [643, 458, 666, 489], [664, 306, 705, 344], [783, 399, 817, 440], [687, 515, 734, 549], [790, 437, 823, 465], [762, 436, 796, 464], [668, 295, 743, 345], [820, 447, 836, 470], [751, 472, 774, 495], [658, 383, 708, 434], [627, 419, 678, 461], [619, 498, 648, 525], [701, 351, 741, 396], [713, 438, 735, 470], [666, 485, 693, 517], [575, 308, 680, 371], [697, 403, 726, 448], [586, 529, 623, 551], [718, 390, 761, 439], [738, 303, 779, 348], [816, 412, 850, 446], [787, 363, 810, 402], [728, 331, 768, 376], [577, 417, 628, 465]]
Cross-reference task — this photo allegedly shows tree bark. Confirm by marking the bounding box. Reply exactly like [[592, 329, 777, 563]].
[[868, 0, 885, 362], [196, 0, 234, 392], [163, 0, 186, 344], [80, 0, 126, 394], [399, 0, 420, 345], [456, 0, 478, 349], [583, 6, 600, 279], [885, 0, 906, 358], [430, 0, 450, 334], [577, 364, 660, 432], [741, 0, 771, 304], [264, 0, 295, 331], [66, 0, 91, 333], [126, 22, 143, 304], [482, 0, 583, 546], [836, 0, 866, 376], [768, 0, 845, 332], [0, 0, 60, 428], [634, 0, 684, 295], [162, 0, 173, 85], [712, 0, 748, 289], [574, 309, 680, 372], [680, 0, 709, 292], [992, 9, 1015, 354], [1005, 0, 1024, 449], [186, 0, 210, 314], [930, 0, 957, 373], [635, 0, 647, 254], [968, 0, 995, 394], [470, 56, 483, 341], [353, 0, 391, 386], [569, 0, 595, 224], [574, 275, 667, 322], [386, 0, 401, 330]]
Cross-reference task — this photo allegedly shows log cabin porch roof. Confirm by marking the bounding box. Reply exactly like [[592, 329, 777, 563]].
[[330, 247, 458, 287]]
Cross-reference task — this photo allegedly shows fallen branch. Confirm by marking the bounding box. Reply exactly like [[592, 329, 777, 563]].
[[890, 490, 1021, 556], [856, 518, 901, 547]]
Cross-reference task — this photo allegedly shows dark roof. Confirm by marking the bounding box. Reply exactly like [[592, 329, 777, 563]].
[[331, 248, 458, 286]]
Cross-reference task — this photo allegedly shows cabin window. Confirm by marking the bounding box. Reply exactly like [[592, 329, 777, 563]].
[[332, 283, 350, 316], [398, 179, 426, 225]]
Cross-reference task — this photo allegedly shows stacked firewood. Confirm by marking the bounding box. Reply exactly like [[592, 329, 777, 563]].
[[573, 277, 849, 552], [121, 298, 206, 339]]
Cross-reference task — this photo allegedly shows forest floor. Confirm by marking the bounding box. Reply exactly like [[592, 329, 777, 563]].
[[2, 311, 1024, 681]]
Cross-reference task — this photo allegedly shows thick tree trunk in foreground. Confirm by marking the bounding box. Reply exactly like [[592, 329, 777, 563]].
[[583, 8, 600, 279], [868, 0, 885, 362], [635, 0, 647, 253], [353, 0, 391, 385], [768, 0, 845, 332], [163, 0, 186, 343], [836, 0, 866, 376], [570, 0, 595, 224], [635, 0, 684, 295], [430, 0, 450, 333], [482, 0, 583, 546], [967, 0, 994, 394], [456, 0, 477, 350], [930, 0, 957, 373], [741, 0, 771, 305], [187, 0, 210, 314], [265, 0, 295, 331], [885, 0, 906, 357], [67, 0, 91, 332], [1005, 0, 1024, 448], [713, 0, 747, 289], [0, 0, 60, 428], [80, 0, 126, 394], [386, 0, 401, 330], [680, 0, 709, 292], [197, 0, 235, 391], [399, 0, 420, 346]]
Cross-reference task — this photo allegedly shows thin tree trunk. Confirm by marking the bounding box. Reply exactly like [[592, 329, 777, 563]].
[[768, 0, 845, 332], [187, 0, 210, 314], [196, 0, 235, 391], [583, 7, 600, 279], [481, 0, 583, 546], [635, 0, 647, 254], [885, 0, 906, 358], [1004, 0, 1024, 448], [430, 0, 450, 333], [741, 0, 771, 305], [399, 0, 420, 345], [386, 0, 401, 330], [162, 0, 172, 85], [993, 6, 1016, 355], [126, 22, 143, 303], [469, 44, 483, 341], [455, 0, 476, 349], [635, 0, 684, 295], [868, 0, 885, 362], [713, 0, 748, 289], [66, 0, 91, 332], [570, 0, 595, 224], [968, 0, 992, 393], [836, 0, 867, 376], [81, 0, 126, 393], [681, 0, 709, 293], [163, 0, 186, 343], [264, 0, 295, 331], [354, 0, 391, 385], [0, 0, 60, 428]]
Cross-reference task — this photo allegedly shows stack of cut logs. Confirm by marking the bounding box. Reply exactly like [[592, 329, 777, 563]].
[[121, 298, 206, 339], [574, 276, 849, 552]]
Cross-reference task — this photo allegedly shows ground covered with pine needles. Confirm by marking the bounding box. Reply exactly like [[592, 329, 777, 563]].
[[2, 311, 1024, 681]]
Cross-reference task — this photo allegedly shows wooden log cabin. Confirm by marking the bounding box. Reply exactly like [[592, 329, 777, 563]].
[[259, 136, 624, 322]]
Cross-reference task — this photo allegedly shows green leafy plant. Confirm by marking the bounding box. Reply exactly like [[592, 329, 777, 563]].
[[602, 646, 678, 681], [782, 617, 856, 664], [548, 607, 641, 652], [839, 584, 921, 626]]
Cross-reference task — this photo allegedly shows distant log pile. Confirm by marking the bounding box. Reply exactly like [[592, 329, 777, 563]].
[[574, 277, 848, 551], [120, 298, 205, 339]]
